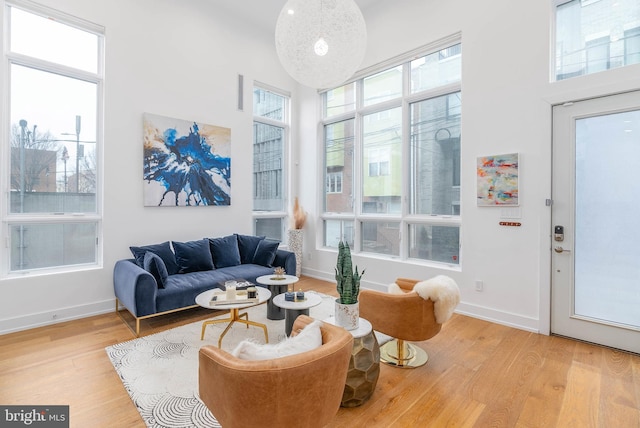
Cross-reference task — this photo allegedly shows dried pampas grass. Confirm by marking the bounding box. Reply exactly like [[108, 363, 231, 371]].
[[292, 197, 307, 229]]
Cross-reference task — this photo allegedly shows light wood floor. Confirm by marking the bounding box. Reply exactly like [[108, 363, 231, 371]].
[[1, 276, 639, 427]]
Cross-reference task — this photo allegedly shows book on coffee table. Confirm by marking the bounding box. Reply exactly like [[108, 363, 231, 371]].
[[210, 290, 258, 305]]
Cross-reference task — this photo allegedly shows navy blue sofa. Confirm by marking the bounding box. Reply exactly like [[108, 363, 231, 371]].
[[114, 234, 296, 336]]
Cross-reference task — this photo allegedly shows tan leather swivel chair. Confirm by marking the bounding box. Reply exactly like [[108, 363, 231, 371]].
[[360, 277, 442, 368], [198, 315, 353, 428]]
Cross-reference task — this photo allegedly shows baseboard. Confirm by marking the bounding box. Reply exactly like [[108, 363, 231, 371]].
[[0, 299, 116, 335], [454, 302, 540, 333], [300, 268, 541, 334]]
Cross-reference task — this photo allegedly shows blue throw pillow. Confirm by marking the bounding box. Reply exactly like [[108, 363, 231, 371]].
[[173, 239, 214, 273], [143, 251, 169, 288], [235, 234, 265, 264], [252, 239, 280, 267], [208, 235, 241, 268], [130, 241, 179, 275]]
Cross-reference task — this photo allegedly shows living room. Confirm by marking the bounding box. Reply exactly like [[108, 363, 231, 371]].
[[1, 0, 639, 426]]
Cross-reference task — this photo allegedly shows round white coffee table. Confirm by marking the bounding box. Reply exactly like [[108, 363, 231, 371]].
[[256, 274, 300, 320], [272, 292, 322, 336], [195, 286, 271, 347]]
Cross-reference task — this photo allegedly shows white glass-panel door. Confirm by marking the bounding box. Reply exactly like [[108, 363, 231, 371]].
[[551, 91, 640, 354]]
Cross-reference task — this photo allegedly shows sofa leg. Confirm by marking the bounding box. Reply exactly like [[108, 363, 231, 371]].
[[115, 300, 141, 337]]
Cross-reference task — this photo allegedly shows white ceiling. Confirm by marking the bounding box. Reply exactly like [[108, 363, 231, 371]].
[[208, 0, 383, 34]]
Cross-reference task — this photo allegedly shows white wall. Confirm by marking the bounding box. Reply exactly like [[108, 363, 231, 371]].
[[297, 0, 640, 333], [2, 0, 639, 335], [0, 0, 298, 333]]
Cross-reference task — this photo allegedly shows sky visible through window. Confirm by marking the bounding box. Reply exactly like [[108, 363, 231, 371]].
[[9, 7, 99, 178]]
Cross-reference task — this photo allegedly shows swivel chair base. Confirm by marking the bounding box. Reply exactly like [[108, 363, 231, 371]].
[[380, 339, 428, 368]]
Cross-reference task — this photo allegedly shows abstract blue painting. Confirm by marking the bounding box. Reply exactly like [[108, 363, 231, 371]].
[[143, 113, 231, 206]]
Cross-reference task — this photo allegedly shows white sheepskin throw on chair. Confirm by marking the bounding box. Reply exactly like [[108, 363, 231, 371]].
[[389, 275, 460, 324]]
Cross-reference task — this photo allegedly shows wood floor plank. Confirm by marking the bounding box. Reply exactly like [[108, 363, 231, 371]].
[[1, 275, 639, 428], [470, 332, 550, 427], [555, 362, 601, 427]]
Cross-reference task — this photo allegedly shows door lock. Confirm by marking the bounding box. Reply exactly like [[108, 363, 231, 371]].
[[554, 225, 564, 242]]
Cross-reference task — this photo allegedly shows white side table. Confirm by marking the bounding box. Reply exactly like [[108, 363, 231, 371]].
[[272, 292, 322, 335], [256, 274, 300, 320]]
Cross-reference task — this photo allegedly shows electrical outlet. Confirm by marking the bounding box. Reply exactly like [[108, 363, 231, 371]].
[[475, 280, 483, 292]]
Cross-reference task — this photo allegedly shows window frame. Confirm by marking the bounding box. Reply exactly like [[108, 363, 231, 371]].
[[252, 82, 291, 242], [320, 34, 462, 268], [2, 1, 105, 277]]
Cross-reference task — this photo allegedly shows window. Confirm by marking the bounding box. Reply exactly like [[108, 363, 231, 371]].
[[326, 172, 343, 193], [367, 148, 391, 177], [625, 26, 640, 64], [253, 86, 289, 241], [554, 0, 640, 80], [3, 4, 104, 275], [322, 39, 462, 265]]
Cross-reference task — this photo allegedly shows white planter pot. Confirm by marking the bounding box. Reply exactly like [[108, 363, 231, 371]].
[[287, 229, 303, 277], [335, 299, 359, 331]]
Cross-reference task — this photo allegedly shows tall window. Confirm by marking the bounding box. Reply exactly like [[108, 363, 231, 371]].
[[322, 39, 462, 266], [555, 0, 640, 81], [253, 86, 289, 241], [3, 4, 104, 275]]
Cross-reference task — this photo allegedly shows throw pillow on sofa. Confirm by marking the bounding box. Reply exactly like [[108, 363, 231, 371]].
[[130, 241, 179, 275], [252, 239, 280, 267], [235, 234, 265, 264], [173, 239, 215, 273], [208, 235, 241, 268], [231, 320, 323, 360], [143, 251, 169, 288]]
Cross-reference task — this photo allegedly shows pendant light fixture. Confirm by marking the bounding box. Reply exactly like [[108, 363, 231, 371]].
[[275, 0, 367, 89]]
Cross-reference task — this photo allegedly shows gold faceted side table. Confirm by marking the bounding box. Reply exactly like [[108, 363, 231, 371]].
[[326, 317, 380, 407]]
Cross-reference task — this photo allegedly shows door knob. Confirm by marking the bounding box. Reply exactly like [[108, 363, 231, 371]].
[[554, 246, 571, 253]]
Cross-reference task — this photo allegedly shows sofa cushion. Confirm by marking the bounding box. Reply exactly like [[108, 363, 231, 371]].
[[252, 239, 280, 267], [130, 241, 179, 275], [235, 234, 265, 264], [143, 251, 169, 288], [173, 239, 214, 273], [231, 320, 323, 360], [209, 235, 241, 268]]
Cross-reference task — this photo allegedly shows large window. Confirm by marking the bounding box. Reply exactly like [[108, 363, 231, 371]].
[[3, 4, 104, 275], [253, 86, 289, 241], [555, 0, 640, 81], [322, 39, 462, 266]]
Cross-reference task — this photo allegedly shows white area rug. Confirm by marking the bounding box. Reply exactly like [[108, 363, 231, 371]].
[[105, 291, 338, 428]]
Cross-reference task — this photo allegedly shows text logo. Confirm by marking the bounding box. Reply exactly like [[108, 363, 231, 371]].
[[1, 406, 69, 427]]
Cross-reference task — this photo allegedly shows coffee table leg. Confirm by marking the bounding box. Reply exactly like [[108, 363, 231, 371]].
[[284, 308, 310, 336]]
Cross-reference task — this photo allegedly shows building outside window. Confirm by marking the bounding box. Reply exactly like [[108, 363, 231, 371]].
[[3, 3, 104, 276], [322, 39, 462, 266], [253, 85, 290, 241], [555, 0, 640, 81]]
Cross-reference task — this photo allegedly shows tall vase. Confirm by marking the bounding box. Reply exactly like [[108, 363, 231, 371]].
[[287, 229, 303, 277], [335, 299, 359, 331]]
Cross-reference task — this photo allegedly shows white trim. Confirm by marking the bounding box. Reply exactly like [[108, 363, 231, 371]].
[[0, 297, 114, 335], [7, 0, 104, 35]]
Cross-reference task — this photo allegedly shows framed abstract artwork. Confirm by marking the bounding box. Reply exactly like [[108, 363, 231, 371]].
[[477, 153, 519, 206], [143, 113, 231, 206]]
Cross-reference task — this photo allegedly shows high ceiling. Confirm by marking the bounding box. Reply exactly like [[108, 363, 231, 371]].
[[208, 0, 383, 34]]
